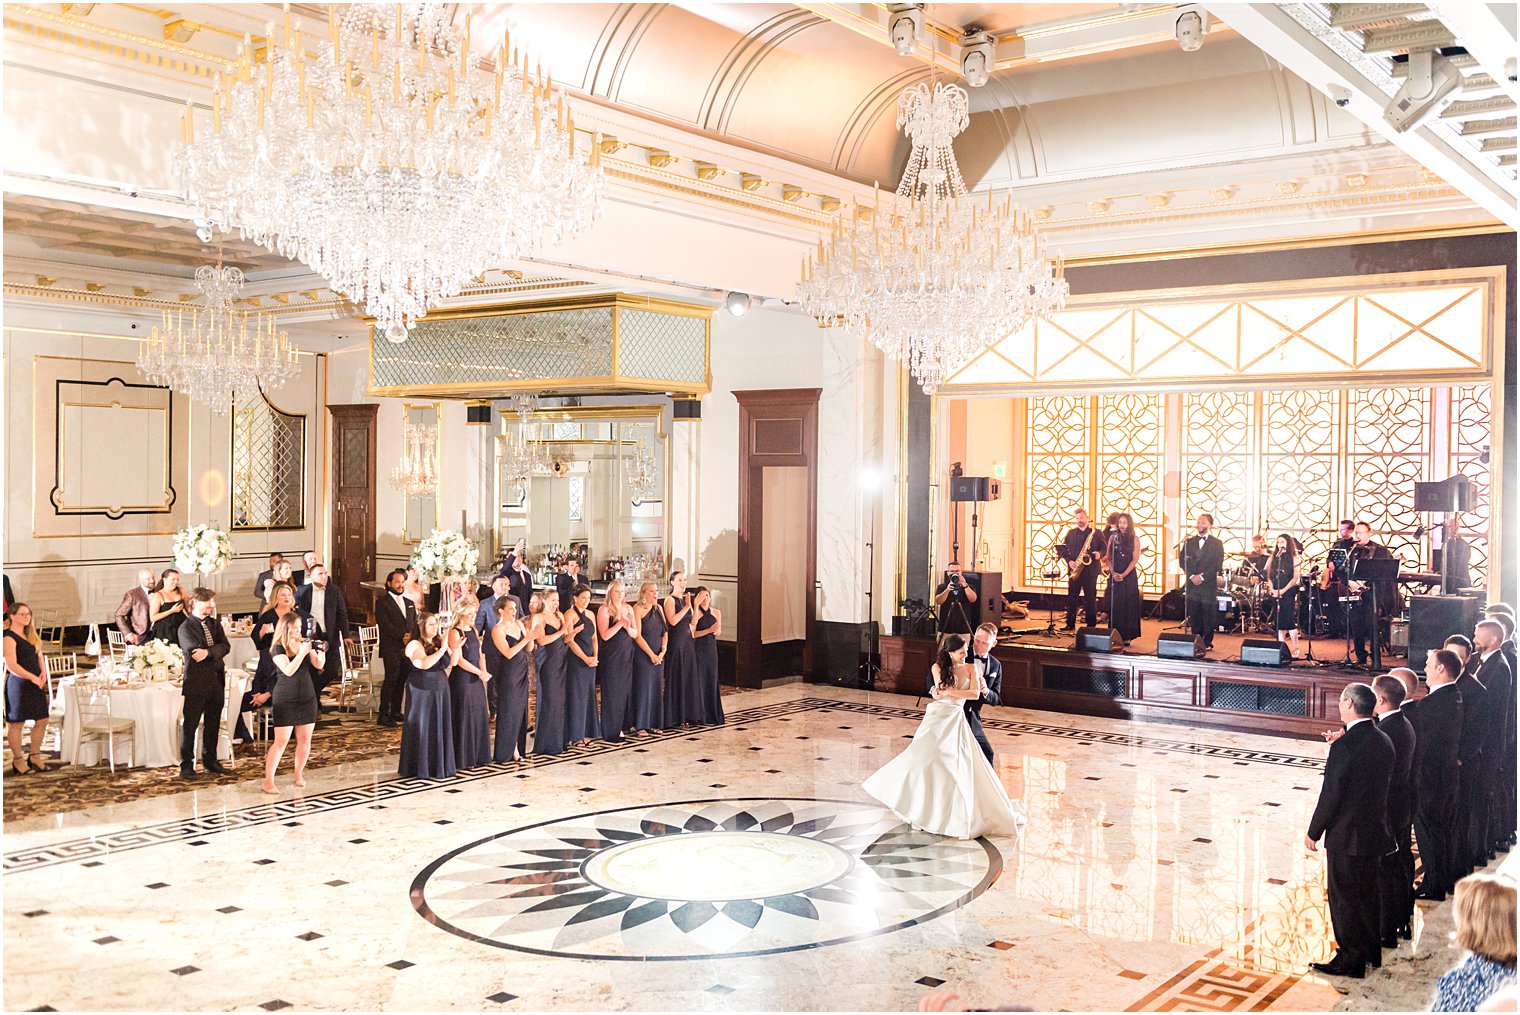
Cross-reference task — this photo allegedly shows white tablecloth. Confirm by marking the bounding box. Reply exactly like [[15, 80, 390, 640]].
[[225, 634, 259, 675], [61, 674, 250, 769]]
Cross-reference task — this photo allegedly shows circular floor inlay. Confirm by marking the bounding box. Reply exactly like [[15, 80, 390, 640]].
[[581, 829, 853, 902], [412, 798, 1002, 961]]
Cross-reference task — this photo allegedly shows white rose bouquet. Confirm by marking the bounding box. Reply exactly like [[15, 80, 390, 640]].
[[125, 638, 185, 682], [172, 523, 233, 575], [410, 529, 480, 582]]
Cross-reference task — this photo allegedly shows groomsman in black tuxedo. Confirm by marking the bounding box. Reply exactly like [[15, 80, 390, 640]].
[[1371, 675, 1416, 946], [475, 574, 514, 718], [1454, 647, 1490, 876], [177, 588, 232, 779], [1482, 608, 1517, 852], [1472, 620, 1514, 863], [1178, 513, 1225, 653], [375, 569, 417, 727], [1414, 649, 1464, 901], [1306, 682, 1394, 979], [297, 564, 350, 708], [931, 622, 1003, 764]]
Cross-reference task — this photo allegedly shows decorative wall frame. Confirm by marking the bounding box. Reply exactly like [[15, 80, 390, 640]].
[[230, 388, 307, 531]]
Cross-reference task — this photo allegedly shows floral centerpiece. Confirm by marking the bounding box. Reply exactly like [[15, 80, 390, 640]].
[[410, 529, 480, 582], [172, 523, 234, 575], [125, 638, 185, 682]]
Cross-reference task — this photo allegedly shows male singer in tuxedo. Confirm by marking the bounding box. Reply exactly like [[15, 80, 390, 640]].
[[1371, 675, 1416, 946], [177, 588, 232, 780], [1060, 510, 1105, 631], [1306, 682, 1394, 979], [1178, 514, 1225, 653], [1346, 522, 1396, 668], [297, 564, 350, 708], [931, 622, 1002, 764], [114, 568, 157, 646], [1472, 620, 1513, 864], [1414, 649, 1464, 901], [375, 569, 417, 727]]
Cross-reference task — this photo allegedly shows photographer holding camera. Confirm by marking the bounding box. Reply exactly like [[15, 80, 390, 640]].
[[935, 563, 979, 635]]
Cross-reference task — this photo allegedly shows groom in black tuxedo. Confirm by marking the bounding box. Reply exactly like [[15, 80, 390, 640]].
[[930, 623, 1002, 763]]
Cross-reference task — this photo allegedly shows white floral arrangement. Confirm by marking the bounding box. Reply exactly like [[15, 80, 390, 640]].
[[410, 528, 480, 582], [171, 523, 234, 575], [125, 638, 185, 682]]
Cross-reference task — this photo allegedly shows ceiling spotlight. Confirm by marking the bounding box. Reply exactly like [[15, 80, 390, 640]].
[[1174, 6, 1208, 52], [1385, 49, 1463, 132], [960, 31, 995, 87], [722, 291, 753, 318], [194, 220, 214, 244], [887, 4, 924, 57]]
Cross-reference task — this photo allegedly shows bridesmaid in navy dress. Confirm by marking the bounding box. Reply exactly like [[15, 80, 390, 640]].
[[691, 587, 725, 726], [630, 581, 666, 735], [491, 596, 534, 762], [596, 581, 635, 742], [448, 597, 491, 770], [532, 595, 569, 756], [564, 585, 600, 747], [661, 571, 697, 729], [399, 611, 457, 779]]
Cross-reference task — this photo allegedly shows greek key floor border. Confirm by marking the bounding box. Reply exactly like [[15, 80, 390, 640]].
[[3, 696, 1323, 875]]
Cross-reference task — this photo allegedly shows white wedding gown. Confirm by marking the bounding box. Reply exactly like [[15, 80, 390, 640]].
[[863, 697, 1027, 840]]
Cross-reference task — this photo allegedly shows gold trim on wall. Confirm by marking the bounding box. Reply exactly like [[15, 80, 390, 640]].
[[1062, 223, 1511, 268]]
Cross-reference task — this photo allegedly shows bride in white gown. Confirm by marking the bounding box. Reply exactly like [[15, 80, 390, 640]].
[[863, 634, 1026, 840]]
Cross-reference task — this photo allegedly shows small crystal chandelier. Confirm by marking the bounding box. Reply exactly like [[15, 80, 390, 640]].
[[796, 80, 1067, 393], [137, 252, 298, 414], [177, 4, 606, 343], [626, 437, 659, 505], [500, 394, 551, 491], [391, 418, 439, 495]]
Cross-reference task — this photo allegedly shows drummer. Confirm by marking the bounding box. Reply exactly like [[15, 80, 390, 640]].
[[1241, 534, 1269, 585]]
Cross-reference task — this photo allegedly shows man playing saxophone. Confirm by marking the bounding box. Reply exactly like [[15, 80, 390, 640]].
[[1061, 509, 1107, 631]]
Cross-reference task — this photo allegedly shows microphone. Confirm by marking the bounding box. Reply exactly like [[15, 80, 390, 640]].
[[1413, 524, 1426, 539]]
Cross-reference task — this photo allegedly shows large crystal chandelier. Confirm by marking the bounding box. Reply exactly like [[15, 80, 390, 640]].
[[177, 4, 605, 343], [137, 256, 298, 414], [796, 80, 1067, 392], [625, 436, 659, 505], [500, 394, 551, 492], [391, 419, 439, 495]]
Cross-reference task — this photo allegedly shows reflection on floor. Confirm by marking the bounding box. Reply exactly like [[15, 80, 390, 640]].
[[1, 685, 1459, 1011]]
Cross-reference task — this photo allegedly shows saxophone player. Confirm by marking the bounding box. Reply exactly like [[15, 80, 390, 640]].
[[1061, 509, 1106, 631]]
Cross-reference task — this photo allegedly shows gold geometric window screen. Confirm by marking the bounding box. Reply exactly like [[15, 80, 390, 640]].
[[231, 390, 306, 530]]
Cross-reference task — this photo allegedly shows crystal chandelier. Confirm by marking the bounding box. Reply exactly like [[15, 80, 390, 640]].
[[177, 4, 606, 343], [626, 436, 659, 505], [500, 394, 551, 491], [796, 80, 1067, 393], [391, 418, 439, 495], [137, 255, 298, 414]]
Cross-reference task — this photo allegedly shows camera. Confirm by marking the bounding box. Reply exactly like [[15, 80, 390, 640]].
[[1329, 84, 1352, 108]]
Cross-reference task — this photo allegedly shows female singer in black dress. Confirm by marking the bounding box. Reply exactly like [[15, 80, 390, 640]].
[[5, 603, 50, 775], [1267, 533, 1303, 658], [148, 568, 186, 643], [399, 611, 457, 779], [630, 581, 666, 735], [662, 571, 697, 729], [596, 581, 635, 743], [491, 596, 534, 762], [448, 597, 491, 770], [564, 585, 600, 747], [1106, 513, 1142, 647], [532, 594, 569, 756], [691, 587, 725, 725], [262, 612, 324, 793]]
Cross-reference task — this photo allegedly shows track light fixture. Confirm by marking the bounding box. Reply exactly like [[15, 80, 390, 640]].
[[1174, 6, 1208, 52], [887, 4, 924, 57], [960, 31, 995, 87], [1385, 49, 1464, 132], [722, 291, 753, 317]]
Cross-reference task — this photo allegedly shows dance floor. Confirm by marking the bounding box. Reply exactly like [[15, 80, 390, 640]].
[[1, 684, 1455, 1011]]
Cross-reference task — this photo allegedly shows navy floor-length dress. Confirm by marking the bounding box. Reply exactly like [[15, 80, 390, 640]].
[[598, 610, 633, 742], [532, 619, 569, 756], [449, 628, 491, 769], [493, 621, 532, 762], [398, 647, 456, 779], [631, 606, 665, 732], [694, 610, 725, 726], [662, 596, 697, 728], [564, 608, 600, 743]]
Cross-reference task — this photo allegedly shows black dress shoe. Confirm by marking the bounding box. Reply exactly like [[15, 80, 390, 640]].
[[1415, 887, 1446, 902], [1311, 958, 1365, 979], [204, 760, 233, 776], [179, 767, 199, 780], [1059, 625, 1075, 632], [1380, 934, 1397, 949], [1397, 924, 1412, 940], [1369, 952, 1382, 970]]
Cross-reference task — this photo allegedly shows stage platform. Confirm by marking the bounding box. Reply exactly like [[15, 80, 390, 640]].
[[877, 617, 1413, 741]]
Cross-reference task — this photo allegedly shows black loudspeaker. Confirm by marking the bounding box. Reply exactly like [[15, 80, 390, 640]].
[[1078, 626, 1116, 653], [1240, 637, 1289, 666], [673, 398, 703, 420], [1158, 589, 1187, 621], [1409, 594, 1482, 667], [936, 570, 1002, 633], [949, 476, 1001, 502], [1157, 632, 1198, 659], [1414, 476, 1473, 512], [465, 403, 493, 425]]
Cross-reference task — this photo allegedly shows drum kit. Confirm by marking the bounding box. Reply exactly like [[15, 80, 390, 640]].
[[1215, 560, 1278, 635]]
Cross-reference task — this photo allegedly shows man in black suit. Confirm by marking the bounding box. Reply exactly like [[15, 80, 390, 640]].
[[296, 564, 350, 708], [555, 559, 582, 614], [475, 574, 514, 718], [292, 549, 319, 588], [251, 552, 283, 600], [1346, 522, 1396, 669], [1454, 644, 1490, 877], [1472, 619, 1513, 863], [1482, 607, 1517, 852], [1371, 675, 1416, 946], [1178, 513, 1225, 653], [930, 622, 1002, 764], [1059, 510, 1105, 631], [1413, 649, 1464, 901], [375, 568, 416, 727], [176, 588, 232, 780], [1306, 682, 1394, 979]]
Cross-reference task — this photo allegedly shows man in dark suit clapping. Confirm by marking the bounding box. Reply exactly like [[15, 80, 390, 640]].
[[177, 588, 232, 780], [297, 564, 350, 709], [1306, 682, 1394, 979], [1371, 675, 1416, 946], [1413, 649, 1464, 901]]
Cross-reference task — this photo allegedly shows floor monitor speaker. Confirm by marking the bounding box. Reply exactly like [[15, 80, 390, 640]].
[[1078, 626, 1116, 653], [1240, 637, 1289, 666], [1156, 632, 1197, 659]]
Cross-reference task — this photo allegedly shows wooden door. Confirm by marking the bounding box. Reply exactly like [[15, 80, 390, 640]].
[[330, 405, 377, 622]]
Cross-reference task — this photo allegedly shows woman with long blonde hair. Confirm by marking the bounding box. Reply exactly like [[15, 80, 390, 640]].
[[4, 603, 50, 775], [448, 596, 491, 770], [630, 581, 666, 735], [262, 611, 324, 793], [596, 580, 636, 742], [530, 592, 569, 756]]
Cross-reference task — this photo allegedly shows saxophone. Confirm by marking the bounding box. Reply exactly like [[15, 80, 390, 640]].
[[1069, 527, 1098, 580]]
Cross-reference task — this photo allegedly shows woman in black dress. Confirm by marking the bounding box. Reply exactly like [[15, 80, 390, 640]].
[[242, 581, 310, 743], [630, 581, 666, 735], [661, 571, 697, 729], [564, 585, 600, 747], [531, 595, 569, 757], [399, 611, 457, 779], [261, 612, 324, 793], [691, 587, 725, 725], [596, 581, 635, 742], [1106, 513, 1142, 647], [448, 597, 491, 769], [4, 603, 50, 775], [1267, 533, 1303, 659], [491, 596, 534, 762], [148, 568, 186, 644]]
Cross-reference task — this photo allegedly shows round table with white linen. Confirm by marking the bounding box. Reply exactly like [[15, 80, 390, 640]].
[[60, 672, 250, 769]]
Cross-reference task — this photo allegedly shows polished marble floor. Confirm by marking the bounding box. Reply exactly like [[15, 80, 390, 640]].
[[2, 685, 1451, 1011]]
